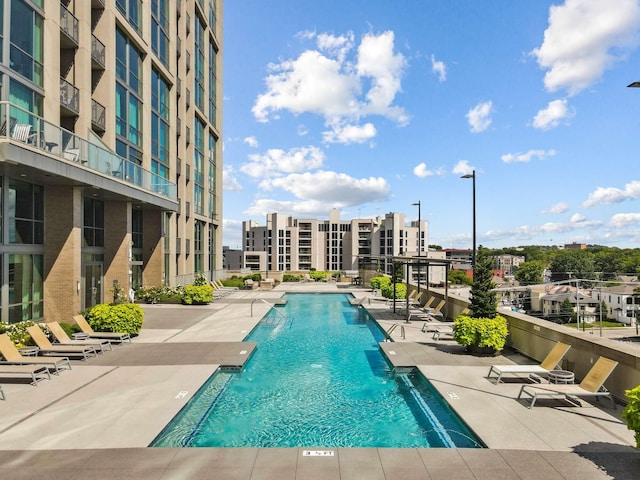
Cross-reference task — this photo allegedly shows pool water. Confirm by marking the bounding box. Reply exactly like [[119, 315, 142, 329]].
[[151, 293, 481, 448]]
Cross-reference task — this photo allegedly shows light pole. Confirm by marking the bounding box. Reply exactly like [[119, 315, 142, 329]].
[[412, 201, 421, 293], [461, 170, 476, 278]]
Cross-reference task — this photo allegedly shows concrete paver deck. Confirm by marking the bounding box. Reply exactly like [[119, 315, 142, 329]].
[[0, 283, 639, 478]]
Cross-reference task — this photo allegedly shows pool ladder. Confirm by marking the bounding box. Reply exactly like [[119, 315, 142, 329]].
[[385, 323, 405, 341], [253, 299, 292, 328]]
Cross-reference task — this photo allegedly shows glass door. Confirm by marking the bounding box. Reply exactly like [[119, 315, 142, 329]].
[[84, 263, 103, 309]]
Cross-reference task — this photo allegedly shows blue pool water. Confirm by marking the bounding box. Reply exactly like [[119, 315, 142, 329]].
[[152, 293, 482, 448]]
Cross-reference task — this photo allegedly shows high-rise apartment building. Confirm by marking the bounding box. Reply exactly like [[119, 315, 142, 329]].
[[0, 0, 223, 323], [241, 209, 446, 285]]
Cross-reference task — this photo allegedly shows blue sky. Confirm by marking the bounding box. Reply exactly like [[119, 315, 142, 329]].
[[221, 0, 640, 250]]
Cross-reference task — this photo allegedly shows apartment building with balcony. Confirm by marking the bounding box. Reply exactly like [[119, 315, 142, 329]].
[[0, 0, 223, 323], [241, 209, 446, 285]]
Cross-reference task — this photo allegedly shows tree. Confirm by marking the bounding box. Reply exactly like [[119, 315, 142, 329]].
[[594, 249, 624, 280], [448, 269, 472, 285], [514, 261, 544, 285], [558, 298, 575, 324], [549, 250, 596, 282], [469, 246, 498, 318]]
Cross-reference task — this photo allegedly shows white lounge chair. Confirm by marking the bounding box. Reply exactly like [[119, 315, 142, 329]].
[[0, 334, 71, 374], [518, 356, 619, 409], [47, 321, 112, 353], [27, 326, 98, 360], [73, 315, 131, 343], [0, 364, 51, 385], [487, 342, 571, 384]]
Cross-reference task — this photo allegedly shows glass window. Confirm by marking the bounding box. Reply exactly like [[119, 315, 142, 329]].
[[151, 0, 169, 67], [116, 0, 141, 34], [9, 0, 43, 86], [83, 197, 105, 247], [8, 179, 43, 244], [116, 29, 143, 151], [8, 253, 43, 323], [194, 16, 206, 111], [208, 42, 217, 124]]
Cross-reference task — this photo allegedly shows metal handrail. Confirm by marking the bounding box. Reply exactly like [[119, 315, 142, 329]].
[[385, 323, 405, 340]]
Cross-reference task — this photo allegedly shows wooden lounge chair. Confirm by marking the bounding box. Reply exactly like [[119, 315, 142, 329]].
[[0, 363, 51, 385], [47, 321, 112, 353], [73, 315, 131, 343], [27, 326, 98, 361], [518, 356, 619, 409], [487, 342, 571, 384], [0, 334, 71, 374]]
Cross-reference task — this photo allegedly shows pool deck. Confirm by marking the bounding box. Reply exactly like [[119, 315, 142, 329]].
[[0, 283, 638, 479]]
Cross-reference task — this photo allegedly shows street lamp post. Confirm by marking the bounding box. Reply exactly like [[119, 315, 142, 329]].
[[412, 201, 421, 293], [461, 170, 476, 277]]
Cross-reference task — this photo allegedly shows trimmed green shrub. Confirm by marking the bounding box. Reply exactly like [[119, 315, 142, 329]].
[[182, 284, 214, 304], [283, 274, 302, 282], [136, 285, 184, 304], [381, 282, 406, 299], [370, 276, 391, 290], [453, 314, 508, 352], [622, 385, 640, 448], [86, 303, 144, 335]]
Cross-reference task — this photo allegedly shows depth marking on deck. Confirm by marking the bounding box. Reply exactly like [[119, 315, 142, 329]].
[[447, 392, 460, 400], [239, 350, 247, 354], [302, 450, 335, 457], [176, 391, 188, 399], [388, 350, 396, 355]]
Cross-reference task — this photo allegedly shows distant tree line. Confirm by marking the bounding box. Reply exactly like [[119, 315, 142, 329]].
[[442, 244, 640, 286]]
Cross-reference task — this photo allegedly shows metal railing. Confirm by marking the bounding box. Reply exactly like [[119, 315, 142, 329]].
[[0, 102, 177, 200], [60, 4, 79, 45], [91, 99, 106, 131], [91, 34, 106, 68], [60, 78, 79, 114]]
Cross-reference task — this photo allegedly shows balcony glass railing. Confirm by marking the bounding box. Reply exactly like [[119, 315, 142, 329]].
[[0, 102, 177, 200], [60, 4, 79, 45], [91, 99, 106, 131], [60, 78, 79, 114], [91, 34, 106, 68]]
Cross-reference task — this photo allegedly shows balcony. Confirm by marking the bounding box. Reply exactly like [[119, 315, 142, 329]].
[[91, 0, 105, 8], [91, 99, 106, 133], [91, 35, 106, 69], [60, 78, 79, 115], [0, 102, 177, 201], [60, 4, 79, 47]]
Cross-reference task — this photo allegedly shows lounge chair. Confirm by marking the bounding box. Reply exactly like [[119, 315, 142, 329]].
[[487, 342, 571, 384], [27, 326, 98, 360], [47, 321, 112, 353], [518, 356, 619, 409], [0, 384, 4, 400], [73, 315, 131, 343], [0, 364, 51, 385], [0, 334, 71, 374]]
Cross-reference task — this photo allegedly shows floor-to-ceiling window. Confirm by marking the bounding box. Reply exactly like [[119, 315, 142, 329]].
[[151, 0, 169, 67], [115, 27, 143, 182], [9, 0, 43, 87], [6, 179, 44, 323], [151, 68, 170, 190]]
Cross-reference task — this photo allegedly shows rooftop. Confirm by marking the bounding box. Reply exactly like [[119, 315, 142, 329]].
[[0, 283, 638, 479]]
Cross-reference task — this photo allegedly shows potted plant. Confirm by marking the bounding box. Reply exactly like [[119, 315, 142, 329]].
[[622, 384, 640, 448], [452, 246, 508, 356]]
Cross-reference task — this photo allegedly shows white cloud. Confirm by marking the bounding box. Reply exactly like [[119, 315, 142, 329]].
[[533, 99, 573, 130], [260, 170, 390, 205], [452, 160, 475, 177], [413, 162, 444, 178], [223, 166, 243, 191], [322, 122, 377, 144], [430, 54, 447, 82], [501, 149, 557, 163], [240, 146, 325, 178], [532, 0, 640, 95], [252, 30, 409, 144], [222, 219, 244, 248], [582, 180, 640, 207], [609, 212, 640, 227], [570, 213, 586, 223], [317, 32, 355, 62], [542, 202, 570, 214], [243, 136, 259, 148], [297, 124, 309, 136], [466, 101, 493, 133]]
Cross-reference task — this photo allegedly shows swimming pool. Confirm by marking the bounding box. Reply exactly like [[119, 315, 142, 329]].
[[152, 293, 482, 448]]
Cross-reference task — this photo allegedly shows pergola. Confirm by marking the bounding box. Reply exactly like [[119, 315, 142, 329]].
[[357, 254, 466, 322]]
